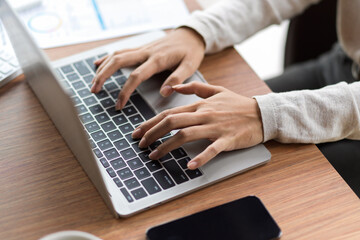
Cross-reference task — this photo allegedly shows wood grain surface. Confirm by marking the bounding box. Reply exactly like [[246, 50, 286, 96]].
[[1, 1, 360, 239]]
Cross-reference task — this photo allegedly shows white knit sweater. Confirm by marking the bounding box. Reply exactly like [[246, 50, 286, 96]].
[[183, 0, 360, 143]]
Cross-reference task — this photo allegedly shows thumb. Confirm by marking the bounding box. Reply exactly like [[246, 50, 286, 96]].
[[172, 82, 222, 99]]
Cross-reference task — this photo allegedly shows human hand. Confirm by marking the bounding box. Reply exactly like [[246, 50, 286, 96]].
[[91, 27, 205, 110], [131, 82, 264, 170]]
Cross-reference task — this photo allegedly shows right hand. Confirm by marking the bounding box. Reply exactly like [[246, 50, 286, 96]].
[[91, 27, 206, 110]]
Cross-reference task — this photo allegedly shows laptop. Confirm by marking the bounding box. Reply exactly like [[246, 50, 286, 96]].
[[0, 20, 21, 87], [0, 0, 271, 217]]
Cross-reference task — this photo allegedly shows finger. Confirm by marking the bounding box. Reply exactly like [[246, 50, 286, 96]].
[[94, 55, 108, 66], [172, 82, 223, 99], [148, 126, 215, 160], [116, 57, 165, 109], [159, 58, 197, 97], [187, 140, 225, 170], [91, 51, 147, 93], [131, 104, 198, 139], [139, 112, 206, 149]]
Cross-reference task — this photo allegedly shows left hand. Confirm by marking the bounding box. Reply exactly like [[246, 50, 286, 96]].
[[131, 82, 264, 170]]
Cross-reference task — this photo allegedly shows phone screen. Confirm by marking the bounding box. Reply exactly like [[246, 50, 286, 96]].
[[146, 196, 281, 240]]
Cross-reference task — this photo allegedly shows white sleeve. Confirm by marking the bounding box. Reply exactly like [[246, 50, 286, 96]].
[[182, 0, 321, 54], [254, 82, 360, 143]]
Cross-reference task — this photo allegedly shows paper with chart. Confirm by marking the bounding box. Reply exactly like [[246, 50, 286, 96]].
[[18, 0, 190, 48]]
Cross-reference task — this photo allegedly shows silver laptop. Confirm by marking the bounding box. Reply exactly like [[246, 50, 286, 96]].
[[0, 0, 271, 217], [0, 20, 21, 87]]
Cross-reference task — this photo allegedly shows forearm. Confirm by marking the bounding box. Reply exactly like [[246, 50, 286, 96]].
[[182, 0, 321, 54], [254, 82, 360, 143]]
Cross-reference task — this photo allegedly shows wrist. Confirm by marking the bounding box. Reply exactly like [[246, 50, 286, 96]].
[[176, 27, 206, 51]]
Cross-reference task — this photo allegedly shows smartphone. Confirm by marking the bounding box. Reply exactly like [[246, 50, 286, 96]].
[[146, 196, 281, 240]]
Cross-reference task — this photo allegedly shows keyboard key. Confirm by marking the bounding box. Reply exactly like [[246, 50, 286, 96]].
[[113, 177, 123, 188], [71, 96, 82, 106], [124, 177, 140, 190], [61, 65, 74, 74], [97, 139, 113, 151], [110, 157, 126, 170], [134, 167, 151, 180], [114, 139, 130, 151], [131, 188, 148, 200], [83, 96, 97, 106], [79, 113, 93, 124], [130, 94, 156, 120], [103, 148, 120, 160], [139, 151, 151, 163], [120, 148, 136, 160], [74, 61, 91, 76], [106, 167, 117, 177], [78, 88, 91, 98], [85, 57, 97, 72], [117, 167, 133, 180], [93, 148, 103, 158], [101, 121, 116, 132], [95, 90, 108, 99], [127, 157, 144, 170], [98, 53, 108, 58], [107, 130, 123, 141], [141, 177, 162, 195], [177, 157, 190, 169], [72, 80, 85, 90], [122, 106, 137, 116], [120, 188, 134, 203], [185, 169, 203, 179], [171, 148, 187, 159], [104, 82, 118, 92], [150, 140, 161, 150], [110, 90, 120, 100], [112, 69, 123, 77], [163, 160, 189, 184], [115, 75, 127, 85], [146, 161, 163, 172], [89, 139, 97, 148], [91, 130, 106, 142], [85, 121, 100, 133], [66, 72, 80, 82], [95, 113, 110, 123], [99, 158, 109, 168], [129, 114, 144, 125], [153, 170, 175, 190], [126, 134, 140, 144], [132, 143, 147, 153], [100, 98, 115, 108], [119, 123, 133, 134], [89, 104, 103, 114], [106, 107, 121, 117], [159, 153, 172, 162], [113, 114, 127, 125], [76, 104, 87, 114], [83, 74, 94, 84]]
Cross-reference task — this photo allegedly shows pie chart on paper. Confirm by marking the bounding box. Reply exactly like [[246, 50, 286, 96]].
[[27, 12, 62, 33]]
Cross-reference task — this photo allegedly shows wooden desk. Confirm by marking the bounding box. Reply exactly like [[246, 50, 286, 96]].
[[1, 1, 360, 239]]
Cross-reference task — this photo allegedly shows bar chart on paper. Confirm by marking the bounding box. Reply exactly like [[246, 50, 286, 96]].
[[18, 0, 190, 48]]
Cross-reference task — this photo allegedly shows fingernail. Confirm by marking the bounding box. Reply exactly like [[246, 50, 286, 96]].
[[139, 137, 146, 148], [149, 149, 159, 160], [132, 128, 142, 139], [172, 84, 185, 89], [160, 85, 172, 97], [115, 99, 122, 110], [187, 161, 198, 169]]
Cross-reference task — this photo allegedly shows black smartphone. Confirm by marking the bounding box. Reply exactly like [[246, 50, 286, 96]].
[[146, 196, 281, 240]]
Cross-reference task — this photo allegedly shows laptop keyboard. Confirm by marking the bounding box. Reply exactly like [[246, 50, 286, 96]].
[[56, 54, 202, 203]]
